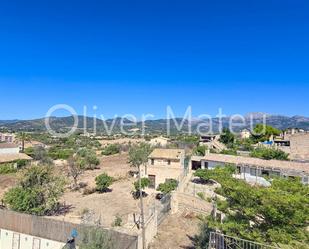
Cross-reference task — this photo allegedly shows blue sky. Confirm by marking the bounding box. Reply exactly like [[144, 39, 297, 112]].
[[0, 0, 308, 119]]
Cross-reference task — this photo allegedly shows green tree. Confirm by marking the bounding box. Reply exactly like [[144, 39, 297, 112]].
[[219, 128, 235, 146], [156, 179, 178, 194], [95, 173, 113, 192], [250, 147, 289, 160], [194, 167, 309, 247], [4, 165, 65, 215], [128, 143, 152, 249], [193, 145, 207, 156], [251, 124, 281, 142], [134, 177, 150, 192]]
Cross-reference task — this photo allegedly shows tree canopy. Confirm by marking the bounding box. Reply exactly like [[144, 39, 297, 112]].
[[194, 166, 309, 247], [251, 124, 281, 142], [250, 147, 289, 160], [4, 165, 65, 215], [219, 128, 235, 146]]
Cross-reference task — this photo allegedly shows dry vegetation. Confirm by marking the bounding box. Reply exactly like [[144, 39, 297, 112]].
[[50, 153, 153, 228]]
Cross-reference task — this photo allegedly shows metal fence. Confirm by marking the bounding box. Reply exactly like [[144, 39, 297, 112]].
[[156, 194, 171, 225], [208, 232, 279, 249]]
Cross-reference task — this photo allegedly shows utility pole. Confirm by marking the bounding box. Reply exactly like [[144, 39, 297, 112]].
[[138, 164, 146, 249]]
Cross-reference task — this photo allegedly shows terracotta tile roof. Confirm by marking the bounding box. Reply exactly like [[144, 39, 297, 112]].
[[149, 148, 185, 160], [202, 153, 309, 174], [0, 153, 32, 163]]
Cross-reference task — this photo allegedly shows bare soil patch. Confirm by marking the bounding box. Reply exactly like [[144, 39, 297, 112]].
[[0, 174, 18, 200], [51, 153, 153, 228], [149, 212, 200, 249]]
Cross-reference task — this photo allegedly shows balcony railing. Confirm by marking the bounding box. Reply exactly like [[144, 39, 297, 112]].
[[208, 232, 279, 249]]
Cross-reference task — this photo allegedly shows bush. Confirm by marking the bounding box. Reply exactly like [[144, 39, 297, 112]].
[[220, 149, 237, 155], [95, 173, 113, 192], [0, 163, 17, 174], [112, 215, 123, 227], [102, 144, 121, 156], [48, 146, 73, 160], [156, 179, 178, 194], [250, 147, 289, 160], [77, 148, 100, 170], [79, 227, 112, 249], [134, 177, 150, 192], [193, 145, 207, 156], [4, 165, 65, 215]]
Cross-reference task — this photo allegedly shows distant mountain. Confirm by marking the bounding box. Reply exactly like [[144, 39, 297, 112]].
[[0, 114, 308, 134]]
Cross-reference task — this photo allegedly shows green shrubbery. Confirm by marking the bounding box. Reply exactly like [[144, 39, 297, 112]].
[[250, 147, 289, 160], [95, 173, 114, 192], [0, 160, 29, 175], [101, 144, 120, 156], [157, 179, 178, 194], [194, 166, 309, 247], [77, 148, 100, 170], [48, 146, 74, 160], [0, 163, 17, 174], [4, 165, 65, 215]]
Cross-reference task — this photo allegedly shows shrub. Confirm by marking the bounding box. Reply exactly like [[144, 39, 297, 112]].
[[156, 179, 178, 194], [77, 148, 100, 170], [48, 146, 73, 160], [101, 144, 120, 156], [134, 177, 150, 192], [112, 215, 123, 227], [79, 227, 112, 249], [0, 163, 17, 174], [95, 173, 113, 192], [250, 147, 289, 160], [197, 192, 206, 200], [193, 145, 207, 156], [4, 165, 65, 215], [220, 149, 237, 155]]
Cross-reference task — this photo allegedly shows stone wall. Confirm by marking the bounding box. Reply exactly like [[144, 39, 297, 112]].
[[0, 209, 138, 249], [171, 192, 213, 215], [290, 133, 309, 160]]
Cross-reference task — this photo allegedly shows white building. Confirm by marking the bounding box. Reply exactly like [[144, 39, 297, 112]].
[[240, 129, 251, 139], [149, 136, 170, 147], [0, 143, 20, 155]]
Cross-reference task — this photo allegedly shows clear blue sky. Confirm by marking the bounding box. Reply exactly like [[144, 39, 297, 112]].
[[0, 0, 308, 119]]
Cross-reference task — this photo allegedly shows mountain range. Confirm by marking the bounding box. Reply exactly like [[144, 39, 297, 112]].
[[0, 113, 308, 134]]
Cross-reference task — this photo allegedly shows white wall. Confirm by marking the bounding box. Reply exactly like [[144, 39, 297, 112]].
[[0, 229, 65, 249], [0, 147, 20, 155]]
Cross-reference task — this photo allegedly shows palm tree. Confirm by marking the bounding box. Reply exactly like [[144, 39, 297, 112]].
[[16, 132, 31, 153]]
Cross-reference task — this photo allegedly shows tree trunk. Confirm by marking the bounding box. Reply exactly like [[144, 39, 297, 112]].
[[138, 165, 146, 249]]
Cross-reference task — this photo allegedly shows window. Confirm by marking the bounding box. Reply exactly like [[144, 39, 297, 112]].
[[151, 159, 154, 165], [167, 160, 171, 165]]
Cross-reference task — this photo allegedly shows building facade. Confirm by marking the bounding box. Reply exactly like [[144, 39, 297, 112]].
[[145, 148, 185, 189]]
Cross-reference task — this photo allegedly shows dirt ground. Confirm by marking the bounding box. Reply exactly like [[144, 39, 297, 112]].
[[51, 153, 154, 228], [149, 212, 200, 249], [0, 174, 18, 201], [98, 138, 145, 147]]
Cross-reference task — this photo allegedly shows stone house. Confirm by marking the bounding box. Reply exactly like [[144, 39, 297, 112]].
[[144, 148, 185, 189]]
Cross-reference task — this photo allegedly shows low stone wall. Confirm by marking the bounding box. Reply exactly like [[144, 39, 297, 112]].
[[0, 209, 138, 249]]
